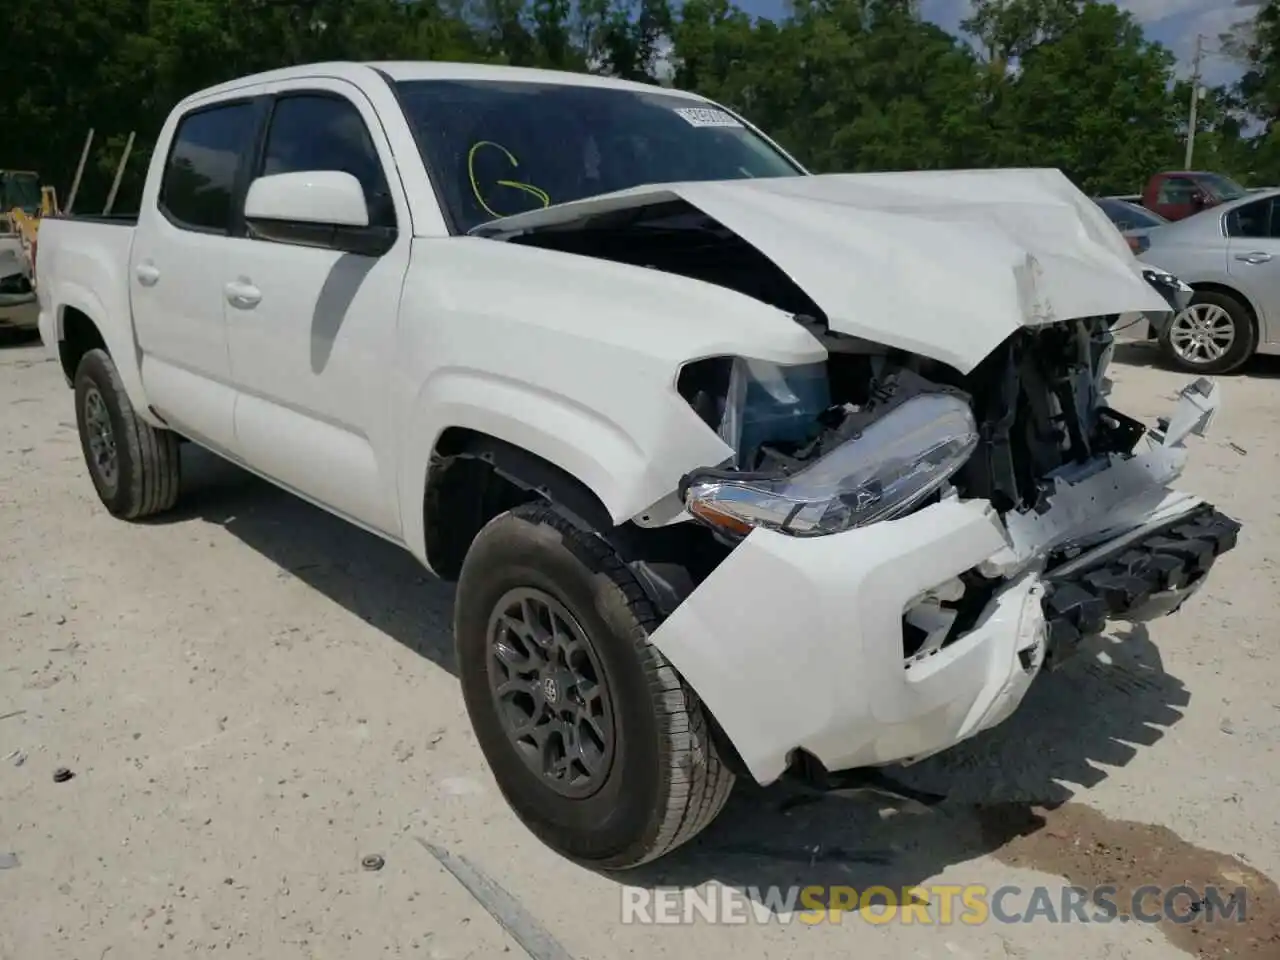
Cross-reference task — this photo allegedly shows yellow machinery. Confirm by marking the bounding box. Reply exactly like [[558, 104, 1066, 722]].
[[2, 171, 59, 277], [3, 133, 130, 284]]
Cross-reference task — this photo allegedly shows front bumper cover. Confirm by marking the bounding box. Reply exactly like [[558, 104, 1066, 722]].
[[647, 379, 1242, 787]]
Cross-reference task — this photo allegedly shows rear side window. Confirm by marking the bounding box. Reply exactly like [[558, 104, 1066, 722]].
[[1228, 197, 1276, 238], [259, 94, 396, 228], [159, 103, 256, 233], [1157, 177, 1197, 205]]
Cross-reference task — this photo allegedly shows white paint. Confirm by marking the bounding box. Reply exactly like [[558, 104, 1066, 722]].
[[244, 171, 370, 227], [476, 168, 1172, 373]]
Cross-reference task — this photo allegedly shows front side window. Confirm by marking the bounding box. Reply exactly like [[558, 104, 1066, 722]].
[[259, 94, 395, 228], [159, 102, 256, 232], [1199, 173, 1247, 202], [393, 79, 803, 233]]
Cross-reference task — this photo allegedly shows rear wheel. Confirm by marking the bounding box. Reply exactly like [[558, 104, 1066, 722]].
[[454, 502, 734, 869], [1158, 291, 1256, 375], [74, 348, 181, 519]]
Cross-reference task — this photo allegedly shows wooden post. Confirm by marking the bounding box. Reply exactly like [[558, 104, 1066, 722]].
[[103, 132, 136, 216], [65, 129, 94, 215]]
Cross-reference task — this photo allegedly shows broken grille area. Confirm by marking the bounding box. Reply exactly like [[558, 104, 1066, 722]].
[[943, 318, 1148, 515], [901, 504, 1242, 668], [1039, 504, 1241, 668]]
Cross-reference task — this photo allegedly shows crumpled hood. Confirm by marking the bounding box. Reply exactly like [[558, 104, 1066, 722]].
[[473, 168, 1173, 372]]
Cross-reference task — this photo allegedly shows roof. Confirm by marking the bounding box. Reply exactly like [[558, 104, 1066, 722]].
[[372, 60, 696, 96], [180, 60, 703, 109]]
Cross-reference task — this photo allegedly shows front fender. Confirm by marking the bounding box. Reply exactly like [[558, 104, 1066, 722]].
[[399, 367, 734, 569], [394, 237, 828, 567]]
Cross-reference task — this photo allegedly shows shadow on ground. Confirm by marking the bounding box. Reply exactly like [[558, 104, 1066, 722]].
[[631, 623, 1188, 910], [0, 326, 41, 349], [1112, 340, 1280, 379], [153, 445, 459, 672], [163, 444, 1193, 916]]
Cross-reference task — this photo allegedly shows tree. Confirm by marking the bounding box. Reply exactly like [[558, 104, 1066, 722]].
[[6, 0, 1280, 213], [965, 1, 1179, 193]]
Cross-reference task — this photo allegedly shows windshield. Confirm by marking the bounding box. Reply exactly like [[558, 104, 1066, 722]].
[[0, 172, 42, 215], [1096, 198, 1166, 230], [393, 80, 804, 233], [1199, 173, 1247, 202]]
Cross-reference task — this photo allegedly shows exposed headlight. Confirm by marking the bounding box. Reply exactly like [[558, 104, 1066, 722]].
[[681, 392, 979, 538]]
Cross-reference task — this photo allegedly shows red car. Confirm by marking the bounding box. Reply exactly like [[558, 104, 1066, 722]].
[[1142, 171, 1248, 221]]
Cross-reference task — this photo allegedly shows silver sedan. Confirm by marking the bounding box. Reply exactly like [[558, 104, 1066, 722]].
[[1138, 187, 1280, 373]]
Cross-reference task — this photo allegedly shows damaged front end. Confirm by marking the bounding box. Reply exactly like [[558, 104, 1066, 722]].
[[482, 171, 1240, 786], [663, 270, 1239, 772]]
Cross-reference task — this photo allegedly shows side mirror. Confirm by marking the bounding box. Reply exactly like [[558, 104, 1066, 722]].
[[1190, 189, 1207, 210], [244, 171, 395, 256]]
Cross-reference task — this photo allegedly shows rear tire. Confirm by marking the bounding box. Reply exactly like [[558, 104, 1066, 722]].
[[74, 348, 181, 519], [454, 502, 734, 869], [1157, 290, 1256, 375]]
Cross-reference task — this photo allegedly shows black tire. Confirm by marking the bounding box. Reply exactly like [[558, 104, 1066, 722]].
[[1157, 290, 1256, 375], [454, 502, 735, 870], [73, 348, 181, 519]]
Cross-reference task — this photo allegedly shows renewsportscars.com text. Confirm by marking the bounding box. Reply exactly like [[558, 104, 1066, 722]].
[[620, 883, 1248, 926]]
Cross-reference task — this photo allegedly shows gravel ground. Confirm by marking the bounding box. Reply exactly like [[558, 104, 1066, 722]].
[[1, 334, 1277, 960]]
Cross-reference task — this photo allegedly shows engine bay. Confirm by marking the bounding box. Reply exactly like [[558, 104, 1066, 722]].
[[676, 314, 1152, 521], [505, 196, 1184, 526]]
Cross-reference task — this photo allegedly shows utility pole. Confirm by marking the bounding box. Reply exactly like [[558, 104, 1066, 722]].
[[1185, 33, 1205, 169]]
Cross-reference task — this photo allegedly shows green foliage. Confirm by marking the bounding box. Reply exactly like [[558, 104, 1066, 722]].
[[1, 0, 1273, 211]]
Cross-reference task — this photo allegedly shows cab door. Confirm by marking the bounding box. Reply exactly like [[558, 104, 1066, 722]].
[[131, 98, 264, 452], [1226, 194, 1280, 346], [221, 81, 412, 537]]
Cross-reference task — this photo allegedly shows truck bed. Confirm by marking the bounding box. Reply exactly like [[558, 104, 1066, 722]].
[[34, 215, 136, 344]]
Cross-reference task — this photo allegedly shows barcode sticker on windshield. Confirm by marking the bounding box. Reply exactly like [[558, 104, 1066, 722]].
[[674, 107, 743, 128]]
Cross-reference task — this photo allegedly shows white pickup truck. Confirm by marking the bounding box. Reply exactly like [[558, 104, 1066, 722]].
[[36, 60, 1241, 869]]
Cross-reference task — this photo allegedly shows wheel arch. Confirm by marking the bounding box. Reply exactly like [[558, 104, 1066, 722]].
[[58, 304, 109, 382], [422, 426, 617, 581], [49, 284, 152, 421], [399, 366, 731, 574]]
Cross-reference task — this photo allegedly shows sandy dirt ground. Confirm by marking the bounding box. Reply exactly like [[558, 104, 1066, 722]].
[[2, 333, 1278, 960]]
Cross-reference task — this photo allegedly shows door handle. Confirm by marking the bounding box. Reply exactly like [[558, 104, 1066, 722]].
[[224, 279, 262, 309], [134, 262, 161, 286], [1234, 251, 1273, 264]]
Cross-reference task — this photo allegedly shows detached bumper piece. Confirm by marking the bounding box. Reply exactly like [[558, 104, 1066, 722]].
[[1041, 505, 1241, 669]]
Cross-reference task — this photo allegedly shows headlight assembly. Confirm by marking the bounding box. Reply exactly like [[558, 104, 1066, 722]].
[[680, 391, 980, 538]]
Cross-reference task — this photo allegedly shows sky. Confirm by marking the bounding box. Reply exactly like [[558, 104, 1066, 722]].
[[731, 0, 1251, 88]]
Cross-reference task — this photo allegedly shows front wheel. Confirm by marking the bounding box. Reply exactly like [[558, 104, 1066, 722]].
[[1158, 291, 1256, 375], [454, 502, 735, 869]]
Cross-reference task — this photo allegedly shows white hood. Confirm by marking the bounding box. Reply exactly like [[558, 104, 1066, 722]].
[[474, 169, 1173, 372]]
